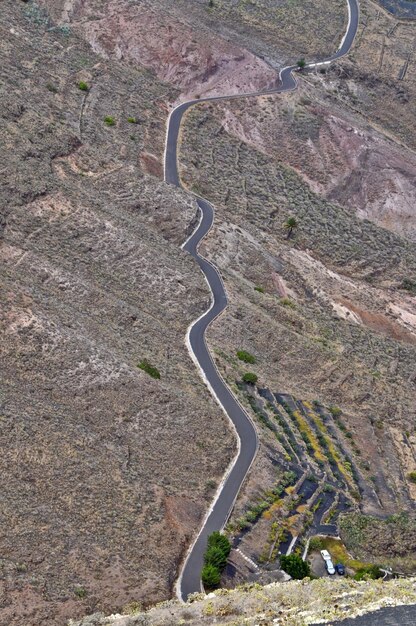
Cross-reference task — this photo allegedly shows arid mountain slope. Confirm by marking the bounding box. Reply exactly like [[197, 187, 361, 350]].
[[0, 3, 233, 624], [179, 101, 416, 514], [206, 85, 416, 241], [39, 0, 347, 101], [2, 0, 416, 624]]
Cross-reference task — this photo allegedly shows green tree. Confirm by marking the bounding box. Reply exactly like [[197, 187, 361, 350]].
[[283, 216, 298, 239], [201, 563, 221, 588], [297, 58, 306, 69], [243, 372, 258, 385], [204, 545, 228, 570], [280, 554, 310, 579], [207, 531, 231, 557]]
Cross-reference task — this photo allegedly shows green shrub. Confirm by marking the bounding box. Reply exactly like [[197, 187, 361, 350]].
[[242, 372, 258, 385], [279, 297, 295, 308], [400, 278, 416, 294], [236, 350, 256, 364], [407, 471, 416, 484], [78, 81, 89, 91], [138, 359, 160, 379], [127, 116, 137, 124], [280, 554, 310, 579], [104, 115, 116, 126], [353, 565, 382, 581], [254, 286, 264, 293], [201, 563, 221, 588], [309, 537, 324, 552], [74, 585, 87, 599], [329, 406, 342, 418]]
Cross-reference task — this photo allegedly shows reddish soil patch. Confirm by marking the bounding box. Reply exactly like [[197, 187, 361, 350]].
[[140, 153, 163, 178], [337, 297, 416, 344]]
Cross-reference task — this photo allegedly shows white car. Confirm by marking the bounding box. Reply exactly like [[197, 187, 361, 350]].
[[325, 558, 336, 575], [320, 549, 331, 561]]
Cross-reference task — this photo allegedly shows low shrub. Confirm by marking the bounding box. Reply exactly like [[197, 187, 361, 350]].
[[407, 471, 416, 484], [74, 585, 87, 599], [279, 297, 295, 308], [78, 81, 89, 91], [236, 350, 256, 364], [138, 359, 160, 379], [242, 372, 258, 384], [353, 565, 383, 581], [104, 115, 116, 126], [127, 116, 137, 123], [400, 278, 416, 294]]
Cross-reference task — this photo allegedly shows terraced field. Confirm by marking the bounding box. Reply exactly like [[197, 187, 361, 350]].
[[221, 383, 385, 584]]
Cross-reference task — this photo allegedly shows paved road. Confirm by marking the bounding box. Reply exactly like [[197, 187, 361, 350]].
[[164, 0, 360, 602]]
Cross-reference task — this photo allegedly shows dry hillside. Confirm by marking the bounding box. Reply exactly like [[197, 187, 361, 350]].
[[1, 1, 415, 625]]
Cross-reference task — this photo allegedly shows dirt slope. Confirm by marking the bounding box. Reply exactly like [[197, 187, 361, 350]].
[[0, 3, 234, 624]]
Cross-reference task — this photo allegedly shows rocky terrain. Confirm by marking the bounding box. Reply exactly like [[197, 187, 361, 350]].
[[2, 0, 416, 625], [1, 2, 235, 624], [70, 577, 416, 626], [38, 0, 347, 102], [179, 100, 416, 513]]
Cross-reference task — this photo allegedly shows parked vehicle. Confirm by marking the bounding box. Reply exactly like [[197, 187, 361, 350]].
[[325, 558, 336, 575], [335, 563, 345, 575], [320, 549, 331, 561]]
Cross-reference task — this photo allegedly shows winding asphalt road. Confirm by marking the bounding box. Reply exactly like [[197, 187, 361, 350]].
[[164, 0, 360, 602]]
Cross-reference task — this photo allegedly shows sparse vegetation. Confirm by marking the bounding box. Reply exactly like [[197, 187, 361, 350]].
[[78, 81, 89, 91], [354, 564, 383, 581], [279, 297, 295, 308], [401, 278, 416, 294], [340, 512, 416, 573], [127, 116, 137, 123]]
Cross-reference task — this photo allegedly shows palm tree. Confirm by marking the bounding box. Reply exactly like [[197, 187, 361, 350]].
[[283, 216, 298, 239]]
